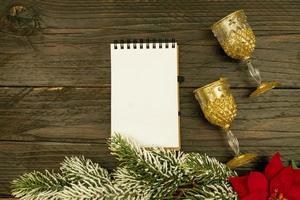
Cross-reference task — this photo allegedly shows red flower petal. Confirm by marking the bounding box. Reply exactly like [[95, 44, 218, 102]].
[[265, 152, 284, 180], [270, 166, 294, 195], [247, 172, 268, 193], [242, 191, 268, 200], [294, 169, 300, 185], [229, 175, 249, 198], [286, 184, 300, 200]]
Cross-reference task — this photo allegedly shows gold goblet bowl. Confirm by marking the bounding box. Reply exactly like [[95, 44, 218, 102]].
[[211, 10, 280, 97], [194, 78, 256, 169]]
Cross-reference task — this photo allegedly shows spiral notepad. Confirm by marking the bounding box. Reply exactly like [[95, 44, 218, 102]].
[[111, 40, 180, 148]]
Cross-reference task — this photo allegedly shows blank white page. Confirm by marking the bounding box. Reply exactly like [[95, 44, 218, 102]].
[[111, 42, 180, 148]]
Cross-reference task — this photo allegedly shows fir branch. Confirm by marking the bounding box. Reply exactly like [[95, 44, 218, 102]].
[[60, 181, 120, 200], [113, 167, 154, 199], [180, 153, 238, 199], [110, 133, 186, 199], [59, 156, 121, 199], [11, 134, 238, 200], [182, 181, 238, 200], [60, 156, 111, 185], [11, 170, 67, 200], [183, 153, 237, 183]]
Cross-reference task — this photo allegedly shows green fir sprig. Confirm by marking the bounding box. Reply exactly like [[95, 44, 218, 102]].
[[11, 133, 237, 200]]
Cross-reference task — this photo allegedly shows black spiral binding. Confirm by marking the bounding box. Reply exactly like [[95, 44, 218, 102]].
[[113, 39, 176, 49]]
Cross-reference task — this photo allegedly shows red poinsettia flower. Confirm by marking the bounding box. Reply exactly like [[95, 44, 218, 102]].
[[229, 152, 300, 200]]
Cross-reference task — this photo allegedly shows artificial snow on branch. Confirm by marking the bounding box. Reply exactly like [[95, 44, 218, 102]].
[[12, 133, 237, 200]]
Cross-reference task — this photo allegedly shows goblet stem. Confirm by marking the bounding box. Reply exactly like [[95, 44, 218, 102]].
[[245, 59, 262, 86], [225, 129, 240, 156]]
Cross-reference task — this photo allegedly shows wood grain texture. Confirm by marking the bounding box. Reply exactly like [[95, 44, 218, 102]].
[[0, 87, 299, 145], [0, 0, 299, 87], [0, 87, 299, 195], [0, 0, 299, 197], [0, 142, 299, 196], [0, 141, 114, 196]]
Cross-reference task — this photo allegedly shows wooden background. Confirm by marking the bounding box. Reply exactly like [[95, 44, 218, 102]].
[[0, 0, 299, 197]]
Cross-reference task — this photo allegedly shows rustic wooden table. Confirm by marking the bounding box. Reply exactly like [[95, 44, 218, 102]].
[[0, 0, 299, 197]]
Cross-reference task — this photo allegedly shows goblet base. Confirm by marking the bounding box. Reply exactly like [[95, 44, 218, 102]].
[[226, 153, 256, 169], [250, 81, 280, 97]]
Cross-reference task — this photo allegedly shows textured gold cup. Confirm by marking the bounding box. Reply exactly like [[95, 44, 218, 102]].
[[212, 10, 255, 60], [212, 10, 279, 97], [194, 78, 236, 131], [194, 78, 256, 169]]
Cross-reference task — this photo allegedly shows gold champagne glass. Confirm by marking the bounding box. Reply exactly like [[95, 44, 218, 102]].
[[194, 78, 256, 169], [211, 10, 280, 97]]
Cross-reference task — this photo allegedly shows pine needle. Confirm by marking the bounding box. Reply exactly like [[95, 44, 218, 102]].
[[11, 134, 238, 200]]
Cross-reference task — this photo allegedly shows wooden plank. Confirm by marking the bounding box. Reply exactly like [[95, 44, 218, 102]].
[[0, 0, 299, 197], [25, 1, 300, 31], [0, 141, 299, 196], [0, 87, 299, 145], [0, 141, 114, 196], [0, 87, 110, 142], [0, 87, 299, 196], [0, 0, 299, 87]]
